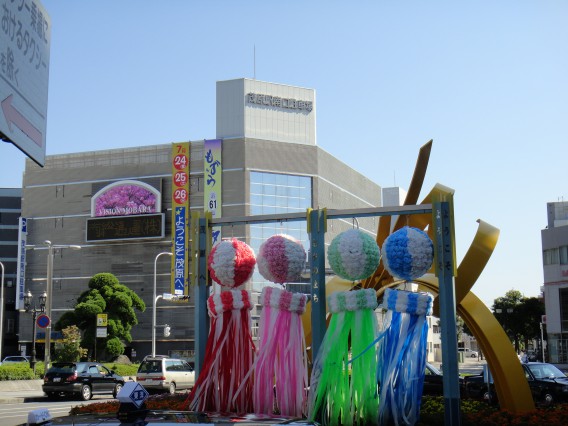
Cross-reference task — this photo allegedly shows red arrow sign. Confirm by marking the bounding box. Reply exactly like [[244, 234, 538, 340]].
[[1, 94, 43, 147]]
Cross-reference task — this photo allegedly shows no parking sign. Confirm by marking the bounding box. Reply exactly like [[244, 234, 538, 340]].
[[36, 314, 50, 329]]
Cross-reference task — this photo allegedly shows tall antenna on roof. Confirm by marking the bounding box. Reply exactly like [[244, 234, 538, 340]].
[[254, 44, 256, 80]]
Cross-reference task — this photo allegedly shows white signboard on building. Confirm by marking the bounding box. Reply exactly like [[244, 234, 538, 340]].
[[0, 0, 51, 166]]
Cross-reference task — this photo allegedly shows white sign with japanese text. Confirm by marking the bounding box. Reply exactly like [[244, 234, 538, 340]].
[[0, 0, 50, 165]]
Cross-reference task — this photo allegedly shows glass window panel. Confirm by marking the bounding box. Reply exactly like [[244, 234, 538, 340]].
[[561, 246, 568, 265], [263, 173, 277, 186]]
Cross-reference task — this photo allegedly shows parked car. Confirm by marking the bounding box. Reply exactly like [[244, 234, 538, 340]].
[[422, 362, 466, 396], [458, 348, 479, 358], [42, 362, 124, 401], [465, 362, 568, 406], [136, 355, 195, 394], [1, 355, 31, 365]]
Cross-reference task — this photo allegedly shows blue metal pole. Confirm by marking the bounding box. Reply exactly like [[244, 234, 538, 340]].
[[434, 201, 461, 425], [194, 215, 210, 376], [308, 209, 327, 363]]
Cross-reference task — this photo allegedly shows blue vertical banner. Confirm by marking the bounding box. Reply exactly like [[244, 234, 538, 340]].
[[204, 139, 222, 245], [171, 142, 190, 295], [15, 217, 27, 310]]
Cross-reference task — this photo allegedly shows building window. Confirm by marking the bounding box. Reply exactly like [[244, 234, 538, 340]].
[[544, 248, 559, 265], [6, 318, 14, 333], [560, 288, 568, 332], [560, 246, 568, 265], [249, 172, 312, 292]]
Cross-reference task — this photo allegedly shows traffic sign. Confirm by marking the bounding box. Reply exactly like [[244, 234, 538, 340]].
[[0, 0, 51, 166], [97, 313, 108, 327], [117, 382, 149, 408], [36, 314, 50, 329]]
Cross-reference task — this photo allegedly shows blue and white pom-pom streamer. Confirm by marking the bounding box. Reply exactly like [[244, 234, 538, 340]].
[[377, 288, 434, 426], [382, 226, 434, 282]]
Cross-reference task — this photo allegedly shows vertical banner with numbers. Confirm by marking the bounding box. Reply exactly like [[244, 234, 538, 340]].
[[204, 139, 222, 245], [171, 142, 190, 295]]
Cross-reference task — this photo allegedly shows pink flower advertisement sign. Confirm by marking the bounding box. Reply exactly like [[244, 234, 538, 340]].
[[91, 180, 161, 217]]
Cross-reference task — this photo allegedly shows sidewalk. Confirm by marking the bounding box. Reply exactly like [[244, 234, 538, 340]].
[[0, 379, 45, 403], [0, 376, 137, 403]]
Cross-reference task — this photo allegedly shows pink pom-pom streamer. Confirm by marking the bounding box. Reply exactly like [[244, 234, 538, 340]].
[[257, 234, 306, 284], [253, 287, 308, 417]]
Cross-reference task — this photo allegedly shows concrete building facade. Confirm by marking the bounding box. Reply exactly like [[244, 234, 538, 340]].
[[542, 201, 568, 363], [0, 188, 22, 358]]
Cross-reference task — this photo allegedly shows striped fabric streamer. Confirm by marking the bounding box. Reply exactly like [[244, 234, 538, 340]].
[[308, 289, 379, 426], [377, 288, 434, 426], [186, 289, 255, 414], [253, 286, 309, 417]]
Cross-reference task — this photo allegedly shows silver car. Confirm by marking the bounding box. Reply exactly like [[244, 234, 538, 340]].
[[136, 356, 195, 394]]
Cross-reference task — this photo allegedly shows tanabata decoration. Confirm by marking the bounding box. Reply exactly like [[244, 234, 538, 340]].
[[382, 226, 434, 282], [308, 288, 379, 426], [257, 233, 307, 284], [377, 288, 434, 426], [376, 226, 435, 426], [187, 239, 256, 414], [252, 234, 309, 417], [253, 286, 308, 417], [327, 228, 381, 282], [208, 237, 257, 288]]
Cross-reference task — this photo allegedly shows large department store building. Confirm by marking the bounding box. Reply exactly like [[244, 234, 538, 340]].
[[17, 79, 384, 360]]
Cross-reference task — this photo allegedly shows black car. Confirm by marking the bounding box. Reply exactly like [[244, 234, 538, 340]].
[[42, 362, 125, 401], [422, 362, 466, 396], [465, 362, 568, 406]]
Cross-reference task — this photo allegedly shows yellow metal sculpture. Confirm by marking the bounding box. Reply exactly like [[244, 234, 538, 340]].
[[303, 140, 535, 413]]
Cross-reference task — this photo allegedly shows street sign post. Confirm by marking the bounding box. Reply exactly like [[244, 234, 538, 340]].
[[0, 0, 51, 166]]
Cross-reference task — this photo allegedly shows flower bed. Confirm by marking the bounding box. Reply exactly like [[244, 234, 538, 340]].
[[71, 394, 568, 425]]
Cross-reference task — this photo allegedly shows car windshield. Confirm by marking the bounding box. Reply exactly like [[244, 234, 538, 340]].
[[138, 360, 162, 373], [527, 363, 567, 379]]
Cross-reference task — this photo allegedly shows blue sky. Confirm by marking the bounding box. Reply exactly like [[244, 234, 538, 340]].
[[1, 0, 567, 308]]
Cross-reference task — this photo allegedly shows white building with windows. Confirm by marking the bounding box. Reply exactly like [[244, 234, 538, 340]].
[[541, 201, 568, 363]]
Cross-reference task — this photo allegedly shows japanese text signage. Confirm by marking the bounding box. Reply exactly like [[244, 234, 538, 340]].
[[86, 214, 164, 242], [0, 0, 50, 165], [204, 139, 222, 245], [171, 142, 190, 296], [247, 92, 313, 112], [15, 216, 26, 310]]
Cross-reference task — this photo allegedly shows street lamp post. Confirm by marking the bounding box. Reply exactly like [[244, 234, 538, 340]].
[[153, 252, 172, 357], [24, 290, 46, 374], [40, 241, 81, 369]]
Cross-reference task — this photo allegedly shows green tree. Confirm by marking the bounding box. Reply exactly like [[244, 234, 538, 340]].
[[55, 273, 145, 360], [53, 325, 88, 362], [492, 289, 544, 353]]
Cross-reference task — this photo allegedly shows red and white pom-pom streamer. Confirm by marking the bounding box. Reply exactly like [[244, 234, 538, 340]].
[[187, 289, 255, 414], [208, 238, 256, 288], [253, 286, 309, 417]]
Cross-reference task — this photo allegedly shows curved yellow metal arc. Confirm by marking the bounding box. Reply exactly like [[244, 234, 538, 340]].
[[458, 292, 534, 412], [455, 219, 500, 303]]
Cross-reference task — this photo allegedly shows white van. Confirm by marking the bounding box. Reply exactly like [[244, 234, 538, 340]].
[[136, 356, 195, 394]]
